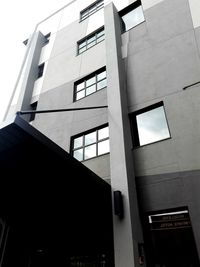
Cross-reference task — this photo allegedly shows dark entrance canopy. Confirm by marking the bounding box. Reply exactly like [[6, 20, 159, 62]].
[[0, 116, 114, 266]]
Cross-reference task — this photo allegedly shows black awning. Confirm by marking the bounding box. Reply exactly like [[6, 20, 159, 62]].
[[0, 116, 114, 266]]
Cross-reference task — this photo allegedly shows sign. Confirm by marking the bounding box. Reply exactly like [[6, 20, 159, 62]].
[[150, 212, 191, 230]]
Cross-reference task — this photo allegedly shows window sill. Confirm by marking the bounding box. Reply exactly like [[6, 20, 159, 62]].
[[132, 137, 171, 150]]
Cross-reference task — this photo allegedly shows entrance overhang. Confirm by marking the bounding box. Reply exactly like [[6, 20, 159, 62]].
[[0, 116, 114, 266]]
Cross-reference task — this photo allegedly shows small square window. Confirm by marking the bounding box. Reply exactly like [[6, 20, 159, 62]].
[[77, 27, 104, 55], [71, 125, 109, 161], [74, 67, 106, 101], [130, 102, 170, 147], [119, 0, 145, 32]]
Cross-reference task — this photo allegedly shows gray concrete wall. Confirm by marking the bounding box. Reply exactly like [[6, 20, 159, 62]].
[[41, 19, 106, 93], [33, 78, 109, 180], [121, 0, 200, 176], [32, 16, 109, 181], [30, 0, 200, 264]]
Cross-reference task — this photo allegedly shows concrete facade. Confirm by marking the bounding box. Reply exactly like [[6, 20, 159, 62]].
[[8, 0, 200, 266]]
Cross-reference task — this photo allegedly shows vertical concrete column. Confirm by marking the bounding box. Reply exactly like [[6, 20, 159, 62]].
[[14, 32, 46, 121], [104, 3, 143, 267]]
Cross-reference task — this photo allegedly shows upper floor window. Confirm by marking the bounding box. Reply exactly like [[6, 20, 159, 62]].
[[29, 101, 38, 122], [74, 67, 107, 101], [77, 27, 105, 55], [130, 102, 170, 147], [37, 63, 45, 79], [119, 0, 145, 32], [43, 32, 51, 45], [71, 125, 109, 161], [80, 0, 104, 21]]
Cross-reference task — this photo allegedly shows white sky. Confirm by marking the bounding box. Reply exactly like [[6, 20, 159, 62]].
[[0, 0, 72, 123]]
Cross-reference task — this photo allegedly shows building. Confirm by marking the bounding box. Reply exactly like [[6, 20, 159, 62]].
[[3, 0, 200, 266]]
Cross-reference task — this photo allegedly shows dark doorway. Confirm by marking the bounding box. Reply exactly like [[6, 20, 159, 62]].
[[145, 209, 199, 267]]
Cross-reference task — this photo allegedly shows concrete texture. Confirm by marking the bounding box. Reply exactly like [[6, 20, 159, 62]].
[[25, 0, 200, 264]]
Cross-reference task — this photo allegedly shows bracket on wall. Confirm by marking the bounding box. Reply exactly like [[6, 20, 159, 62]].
[[113, 190, 124, 219]]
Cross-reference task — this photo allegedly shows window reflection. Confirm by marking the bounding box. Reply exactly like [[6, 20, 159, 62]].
[[98, 140, 110, 155], [85, 144, 96, 159], [133, 104, 170, 146], [73, 148, 83, 161], [74, 136, 83, 148], [74, 67, 107, 101], [98, 127, 109, 140], [72, 125, 110, 161], [85, 132, 96, 146], [120, 1, 145, 32]]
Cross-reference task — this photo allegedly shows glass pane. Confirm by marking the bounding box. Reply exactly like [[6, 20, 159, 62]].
[[85, 144, 96, 159], [73, 148, 83, 161], [74, 136, 83, 148], [98, 140, 110, 155], [76, 82, 85, 92], [87, 40, 96, 49], [85, 132, 96, 145], [121, 6, 145, 32], [81, 10, 88, 19], [86, 76, 96, 87], [97, 1, 104, 8], [79, 41, 86, 49], [97, 29, 104, 37], [97, 71, 106, 81], [89, 4, 96, 14], [76, 90, 85, 100], [136, 106, 170, 146], [87, 35, 96, 44], [97, 79, 107, 90], [79, 46, 86, 54], [86, 84, 96, 96], [98, 127, 109, 140], [97, 35, 105, 43]]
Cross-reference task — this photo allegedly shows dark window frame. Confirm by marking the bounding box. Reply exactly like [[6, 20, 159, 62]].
[[29, 101, 38, 122], [71, 124, 109, 161], [37, 63, 45, 79], [77, 26, 105, 55], [80, 0, 104, 22], [129, 101, 171, 148], [43, 32, 51, 45], [74, 66, 107, 101], [119, 0, 144, 33]]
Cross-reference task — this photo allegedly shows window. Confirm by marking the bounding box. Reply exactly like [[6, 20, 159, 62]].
[[130, 102, 170, 147], [29, 102, 38, 122], [119, 0, 145, 32], [37, 63, 45, 79], [71, 125, 109, 161], [74, 67, 107, 101], [80, 0, 104, 21], [77, 27, 105, 54], [43, 32, 51, 45]]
